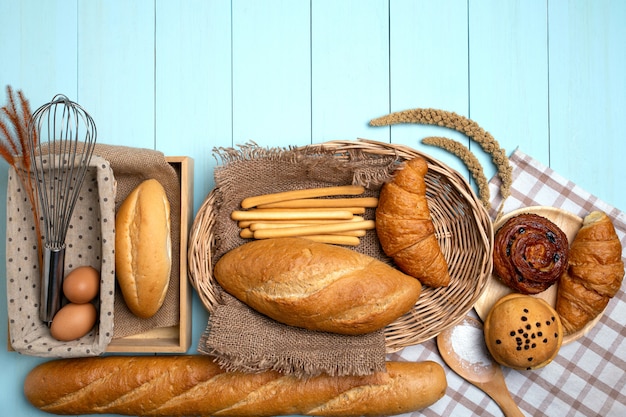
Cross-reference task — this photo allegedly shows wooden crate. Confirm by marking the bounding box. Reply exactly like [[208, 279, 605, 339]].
[[106, 156, 194, 353], [7, 156, 194, 354]]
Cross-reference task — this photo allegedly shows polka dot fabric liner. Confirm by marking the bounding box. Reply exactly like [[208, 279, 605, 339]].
[[6, 155, 116, 357]]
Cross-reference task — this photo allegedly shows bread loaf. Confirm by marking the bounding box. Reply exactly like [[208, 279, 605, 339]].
[[214, 237, 422, 335], [115, 179, 171, 318], [556, 211, 624, 335], [375, 157, 450, 287], [24, 356, 447, 416]]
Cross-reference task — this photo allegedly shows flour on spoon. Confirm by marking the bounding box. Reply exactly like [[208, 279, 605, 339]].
[[450, 322, 493, 374]]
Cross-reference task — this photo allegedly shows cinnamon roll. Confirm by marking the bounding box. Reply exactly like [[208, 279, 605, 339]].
[[493, 213, 569, 294]]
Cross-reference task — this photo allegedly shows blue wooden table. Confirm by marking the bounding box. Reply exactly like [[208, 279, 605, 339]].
[[1, 1, 625, 416]]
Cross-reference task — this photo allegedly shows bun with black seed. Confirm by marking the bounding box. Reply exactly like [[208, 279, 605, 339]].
[[483, 293, 563, 370]]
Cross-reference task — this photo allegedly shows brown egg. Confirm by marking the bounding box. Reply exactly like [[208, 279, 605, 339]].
[[63, 266, 100, 304], [50, 302, 97, 341]]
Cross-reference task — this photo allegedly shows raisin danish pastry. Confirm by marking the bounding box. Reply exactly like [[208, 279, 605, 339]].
[[493, 213, 569, 294]]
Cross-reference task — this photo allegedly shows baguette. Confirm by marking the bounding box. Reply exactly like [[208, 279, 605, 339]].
[[24, 356, 447, 416], [214, 237, 422, 335]]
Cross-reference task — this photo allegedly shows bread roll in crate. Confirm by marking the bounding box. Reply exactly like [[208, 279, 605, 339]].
[[189, 139, 493, 351]]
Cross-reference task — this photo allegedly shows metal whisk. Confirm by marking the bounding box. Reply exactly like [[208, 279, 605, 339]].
[[28, 94, 97, 325]]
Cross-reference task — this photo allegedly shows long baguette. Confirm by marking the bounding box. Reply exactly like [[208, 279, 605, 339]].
[[24, 356, 447, 416]]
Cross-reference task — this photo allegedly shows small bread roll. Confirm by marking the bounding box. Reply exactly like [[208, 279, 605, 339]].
[[115, 179, 171, 318], [484, 293, 563, 370]]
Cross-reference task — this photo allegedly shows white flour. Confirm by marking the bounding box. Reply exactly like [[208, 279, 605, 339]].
[[450, 322, 492, 370]]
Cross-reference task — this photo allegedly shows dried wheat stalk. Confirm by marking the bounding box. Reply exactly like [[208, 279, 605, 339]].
[[0, 86, 42, 265], [370, 108, 512, 216]]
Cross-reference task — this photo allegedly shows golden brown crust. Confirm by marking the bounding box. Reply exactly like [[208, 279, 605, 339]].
[[375, 157, 450, 287], [374, 213, 435, 255], [214, 237, 422, 335], [115, 179, 171, 318], [493, 213, 569, 294], [24, 356, 447, 416], [556, 211, 624, 335], [484, 293, 563, 370]]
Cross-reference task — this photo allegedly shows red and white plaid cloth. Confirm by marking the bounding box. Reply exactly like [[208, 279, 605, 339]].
[[389, 149, 626, 417]]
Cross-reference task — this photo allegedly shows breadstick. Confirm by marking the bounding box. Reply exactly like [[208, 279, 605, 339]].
[[253, 220, 375, 239], [257, 197, 379, 209], [248, 222, 312, 231], [301, 235, 361, 246], [333, 229, 367, 237], [231, 209, 354, 221], [238, 216, 364, 228], [241, 185, 365, 209], [249, 207, 365, 215]]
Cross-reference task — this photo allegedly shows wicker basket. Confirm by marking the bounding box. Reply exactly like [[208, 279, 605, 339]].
[[188, 139, 493, 352]]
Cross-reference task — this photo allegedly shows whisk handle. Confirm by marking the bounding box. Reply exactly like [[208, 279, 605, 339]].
[[39, 246, 66, 326]]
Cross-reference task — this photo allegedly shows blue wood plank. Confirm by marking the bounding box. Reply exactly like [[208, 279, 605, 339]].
[[154, 0, 234, 348], [77, 0, 155, 149], [468, 0, 549, 185], [311, 0, 389, 143], [0, 2, 78, 416], [548, 0, 626, 211], [155, 0, 232, 212], [1, 2, 626, 417], [0, 0, 78, 107], [384, 0, 470, 176], [231, 0, 311, 148]]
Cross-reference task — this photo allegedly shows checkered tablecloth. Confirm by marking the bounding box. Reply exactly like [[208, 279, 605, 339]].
[[388, 149, 626, 417]]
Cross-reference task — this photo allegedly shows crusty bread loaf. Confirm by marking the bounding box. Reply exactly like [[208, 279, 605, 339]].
[[214, 237, 422, 335], [115, 179, 171, 318], [375, 157, 450, 287], [24, 356, 447, 416], [556, 211, 624, 335]]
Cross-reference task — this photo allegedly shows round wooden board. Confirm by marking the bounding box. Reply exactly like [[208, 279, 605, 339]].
[[474, 206, 604, 345]]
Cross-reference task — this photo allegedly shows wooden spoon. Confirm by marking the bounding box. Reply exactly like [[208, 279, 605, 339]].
[[437, 316, 525, 417]]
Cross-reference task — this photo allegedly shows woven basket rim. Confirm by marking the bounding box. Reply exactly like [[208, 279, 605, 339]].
[[188, 138, 494, 351]]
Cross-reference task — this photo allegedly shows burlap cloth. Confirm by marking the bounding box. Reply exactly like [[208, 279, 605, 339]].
[[198, 143, 401, 377], [37, 142, 182, 338], [93, 143, 181, 338]]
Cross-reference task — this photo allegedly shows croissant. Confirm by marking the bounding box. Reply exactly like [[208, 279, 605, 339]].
[[556, 211, 624, 335], [375, 157, 450, 287]]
